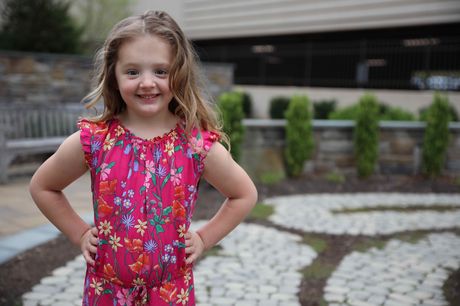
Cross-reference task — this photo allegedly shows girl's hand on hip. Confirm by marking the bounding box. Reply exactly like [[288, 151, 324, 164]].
[[185, 231, 205, 265], [80, 227, 98, 266]]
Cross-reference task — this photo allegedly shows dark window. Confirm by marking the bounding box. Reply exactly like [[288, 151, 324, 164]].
[[194, 23, 460, 91]]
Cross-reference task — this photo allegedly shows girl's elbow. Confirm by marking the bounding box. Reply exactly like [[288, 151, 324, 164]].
[[29, 174, 43, 203], [247, 183, 258, 208]]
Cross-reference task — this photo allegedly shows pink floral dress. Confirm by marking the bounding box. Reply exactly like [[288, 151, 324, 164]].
[[78, 118, 219, 306]]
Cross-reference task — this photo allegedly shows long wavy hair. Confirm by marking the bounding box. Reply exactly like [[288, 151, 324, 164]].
[[83, 10, 224, 138]]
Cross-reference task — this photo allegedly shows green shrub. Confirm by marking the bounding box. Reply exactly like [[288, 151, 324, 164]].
[[329, 104, 360, 120], [269, 96, 290, 119], [419, 104, 458, 122], [284, 95, 314, 177], [330, 103, 415, 121], [313, 99, 337, 119], [422, 93, 451, 176], [379, 105, 415, 121], [240, 91, 253, 118], [218, 91, 245, 162], [354, 94, 379, 178]]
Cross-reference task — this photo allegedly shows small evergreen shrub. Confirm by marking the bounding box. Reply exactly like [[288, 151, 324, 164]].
[[330, 103, 415, 121], [218, 91, 245, 162], [269, 96, 290, 119], [422, 93, 452, 176], [379, 105, 415, 121], [313, 99, 337, 119], [419, 104, 458, 122], [329, 104, 360, 120], [284, 95, 314, 177], [354, 94, 379, 178], [240, 91, 253, 118]]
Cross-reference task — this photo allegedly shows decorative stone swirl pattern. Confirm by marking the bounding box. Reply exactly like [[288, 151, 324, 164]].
[[22, 222, 316, 306], [267, 193, 460, 235], [22, 193, 460, 305], [191, 221, 317, 306], [324, 233, 460, 306]]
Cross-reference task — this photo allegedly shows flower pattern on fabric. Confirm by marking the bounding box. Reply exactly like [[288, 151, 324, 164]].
[[78, 118, 219, 306]]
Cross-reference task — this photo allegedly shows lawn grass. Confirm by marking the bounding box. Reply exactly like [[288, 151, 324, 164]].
[[259, 170, 285, 185], [324, 171, 345, 184], [302, 234, 328, 253], [300, 259, 336, 280], [248, 203, 274, 220]]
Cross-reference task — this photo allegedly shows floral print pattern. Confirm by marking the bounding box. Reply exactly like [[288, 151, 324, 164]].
[[78, 118, 219, 305]]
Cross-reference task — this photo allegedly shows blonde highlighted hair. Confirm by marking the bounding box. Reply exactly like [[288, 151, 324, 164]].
[[83, 10, 224, 138]]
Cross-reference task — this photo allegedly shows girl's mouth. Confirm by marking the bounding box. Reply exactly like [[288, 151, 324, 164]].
[[138, 94, 160, 99]]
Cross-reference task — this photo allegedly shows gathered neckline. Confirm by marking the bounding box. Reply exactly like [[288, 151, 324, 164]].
[[113, 118, 181, 143]]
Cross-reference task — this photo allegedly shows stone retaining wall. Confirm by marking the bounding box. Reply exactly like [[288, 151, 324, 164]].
[[0, 51, 233, 104], [241, 119, 460, 178]]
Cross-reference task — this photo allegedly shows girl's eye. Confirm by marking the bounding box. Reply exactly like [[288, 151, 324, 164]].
[[126, 70, 139, 76], [155, 69, 168, 77]]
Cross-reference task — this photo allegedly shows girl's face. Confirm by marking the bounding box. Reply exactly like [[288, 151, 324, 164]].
[[115, 34, 174, 121]]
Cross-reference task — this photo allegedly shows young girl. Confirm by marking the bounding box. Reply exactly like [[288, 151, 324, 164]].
[[29, 10, 257, 306]]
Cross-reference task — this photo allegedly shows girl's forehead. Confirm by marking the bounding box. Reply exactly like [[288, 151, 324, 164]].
[[117, 34, 172, 64]]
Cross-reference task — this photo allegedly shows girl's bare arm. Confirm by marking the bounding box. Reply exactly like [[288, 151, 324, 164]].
[[194, 142, 258, 252], [29, 131, 91, 246]]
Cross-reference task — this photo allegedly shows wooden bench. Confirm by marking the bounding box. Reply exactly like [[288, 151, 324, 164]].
[[0, 103, 88, 183], [0, 135, 65, 183]]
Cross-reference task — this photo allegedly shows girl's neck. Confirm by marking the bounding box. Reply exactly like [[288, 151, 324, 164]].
[[117, 111, 179, 140]]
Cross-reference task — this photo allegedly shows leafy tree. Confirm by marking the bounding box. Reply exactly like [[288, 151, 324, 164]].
[[0, 0, 82, 53]]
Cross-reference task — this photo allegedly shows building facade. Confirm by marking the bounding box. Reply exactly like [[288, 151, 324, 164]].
[[135, 0, 460, 91]]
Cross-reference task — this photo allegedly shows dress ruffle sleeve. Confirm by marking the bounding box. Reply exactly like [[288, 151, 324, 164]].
[[190, 128, 221, 165], [77, 118, 108, 169]]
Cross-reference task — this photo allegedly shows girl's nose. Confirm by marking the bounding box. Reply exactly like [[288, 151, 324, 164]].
[[140, 74, 156, 88]]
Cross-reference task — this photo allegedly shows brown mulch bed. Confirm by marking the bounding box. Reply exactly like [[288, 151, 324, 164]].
[[0, 174, 459, 306]]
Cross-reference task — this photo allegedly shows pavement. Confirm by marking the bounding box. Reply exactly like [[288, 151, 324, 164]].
[[0, 172, 93, 264], [1, 174, 460, 306]]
